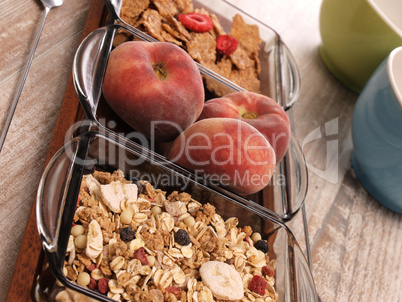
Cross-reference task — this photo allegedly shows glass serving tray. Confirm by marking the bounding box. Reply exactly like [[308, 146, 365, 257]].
[[36, 131, 318, 302], [104, 0, 301, 111]]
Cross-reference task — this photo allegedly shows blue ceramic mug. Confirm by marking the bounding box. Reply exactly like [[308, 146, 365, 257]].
[[351, 46, 402, 213]]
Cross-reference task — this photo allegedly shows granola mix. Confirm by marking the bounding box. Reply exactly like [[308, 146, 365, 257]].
[[59, 169, 278, 301], [117, 0, 262, 97]]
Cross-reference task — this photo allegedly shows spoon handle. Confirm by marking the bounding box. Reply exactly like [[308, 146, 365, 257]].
[[0, 6, 51, 154]]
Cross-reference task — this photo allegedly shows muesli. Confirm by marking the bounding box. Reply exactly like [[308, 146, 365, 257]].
[[57, 169, 278, 301], [117, 0, 262, 97]]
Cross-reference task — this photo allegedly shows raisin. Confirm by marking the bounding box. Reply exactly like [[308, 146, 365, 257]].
[[174, 229, 191, 246], [120, 226, 136, 241], [254, 240, 269, 253], [136, 181, 145, 194]]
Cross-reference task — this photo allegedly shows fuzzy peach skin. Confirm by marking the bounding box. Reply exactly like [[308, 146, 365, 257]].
[[102, 41, 204, 142], [198, 91, 290, 164], [167, 118, 276, 195]]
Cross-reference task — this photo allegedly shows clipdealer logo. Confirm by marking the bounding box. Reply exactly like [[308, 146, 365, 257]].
[[63, 118, 339, 185], [301, 118, 339, 184]]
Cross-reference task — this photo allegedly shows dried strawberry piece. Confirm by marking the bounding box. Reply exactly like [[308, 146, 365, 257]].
[[262, 265, 275, 277], [177, 12, 213, 33], [88, 277, 97, 290], [248, 275, 267, 296], [216, 35, 238, 55], [134, 247, 149, 265], [166, 286, 182, 298], [98, 278, 109, 294]]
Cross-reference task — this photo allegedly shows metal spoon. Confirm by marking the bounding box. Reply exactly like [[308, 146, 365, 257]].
[[0, 0, 63, 154]]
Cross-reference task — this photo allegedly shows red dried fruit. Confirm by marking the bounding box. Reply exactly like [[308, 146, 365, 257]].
[[177, 12, 213, 33], [262, 265, 275, 277], [87, 263, 96, 272], [248, 275, 267, 296], [216, 35, 238, 55], [88, 277, 97, 290], [98, 278, 109, 294], [134, 247, 149, 265], [166, 286, 182, 298]]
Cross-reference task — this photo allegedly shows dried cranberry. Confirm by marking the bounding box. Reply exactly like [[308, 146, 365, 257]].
[[88, 277, 97, 290], [166, 286, 182, 298], [98, 278, 109, 294], [262, 265, 275, 277], [134, 247, 149, 265], [87, 263, 96, 272]]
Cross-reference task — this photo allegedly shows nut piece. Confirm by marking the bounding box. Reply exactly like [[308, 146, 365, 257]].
[[199, 261, 244, 300], [85, 220, 103, 260], [85, 174, 101, 198], [100, 181, 138, 213]]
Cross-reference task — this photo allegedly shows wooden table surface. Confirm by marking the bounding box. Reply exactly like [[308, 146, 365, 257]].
[[1, 0, 401, 301]]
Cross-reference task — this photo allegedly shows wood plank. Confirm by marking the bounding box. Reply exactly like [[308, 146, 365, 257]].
[[4, 0, 106, 300], [310, 170, 402, 301], [3, 1, 402, 301]]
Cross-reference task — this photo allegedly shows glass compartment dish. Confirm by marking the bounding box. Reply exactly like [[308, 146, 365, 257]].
[[73, 23, 307, 221], [104, 0, 300, 110], [36, 131, 318, 302]]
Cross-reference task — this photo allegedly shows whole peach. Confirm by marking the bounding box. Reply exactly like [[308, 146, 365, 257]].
[[102, 41, 204, 142], [198, 91, 290, 164], [167, 118, 276, 195]]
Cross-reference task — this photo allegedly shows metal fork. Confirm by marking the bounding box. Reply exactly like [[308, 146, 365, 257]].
[[0, 0, 63, 154]]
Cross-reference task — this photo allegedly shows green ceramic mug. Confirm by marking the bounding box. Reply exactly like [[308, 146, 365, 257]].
[[319, 0, 402, 93]]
